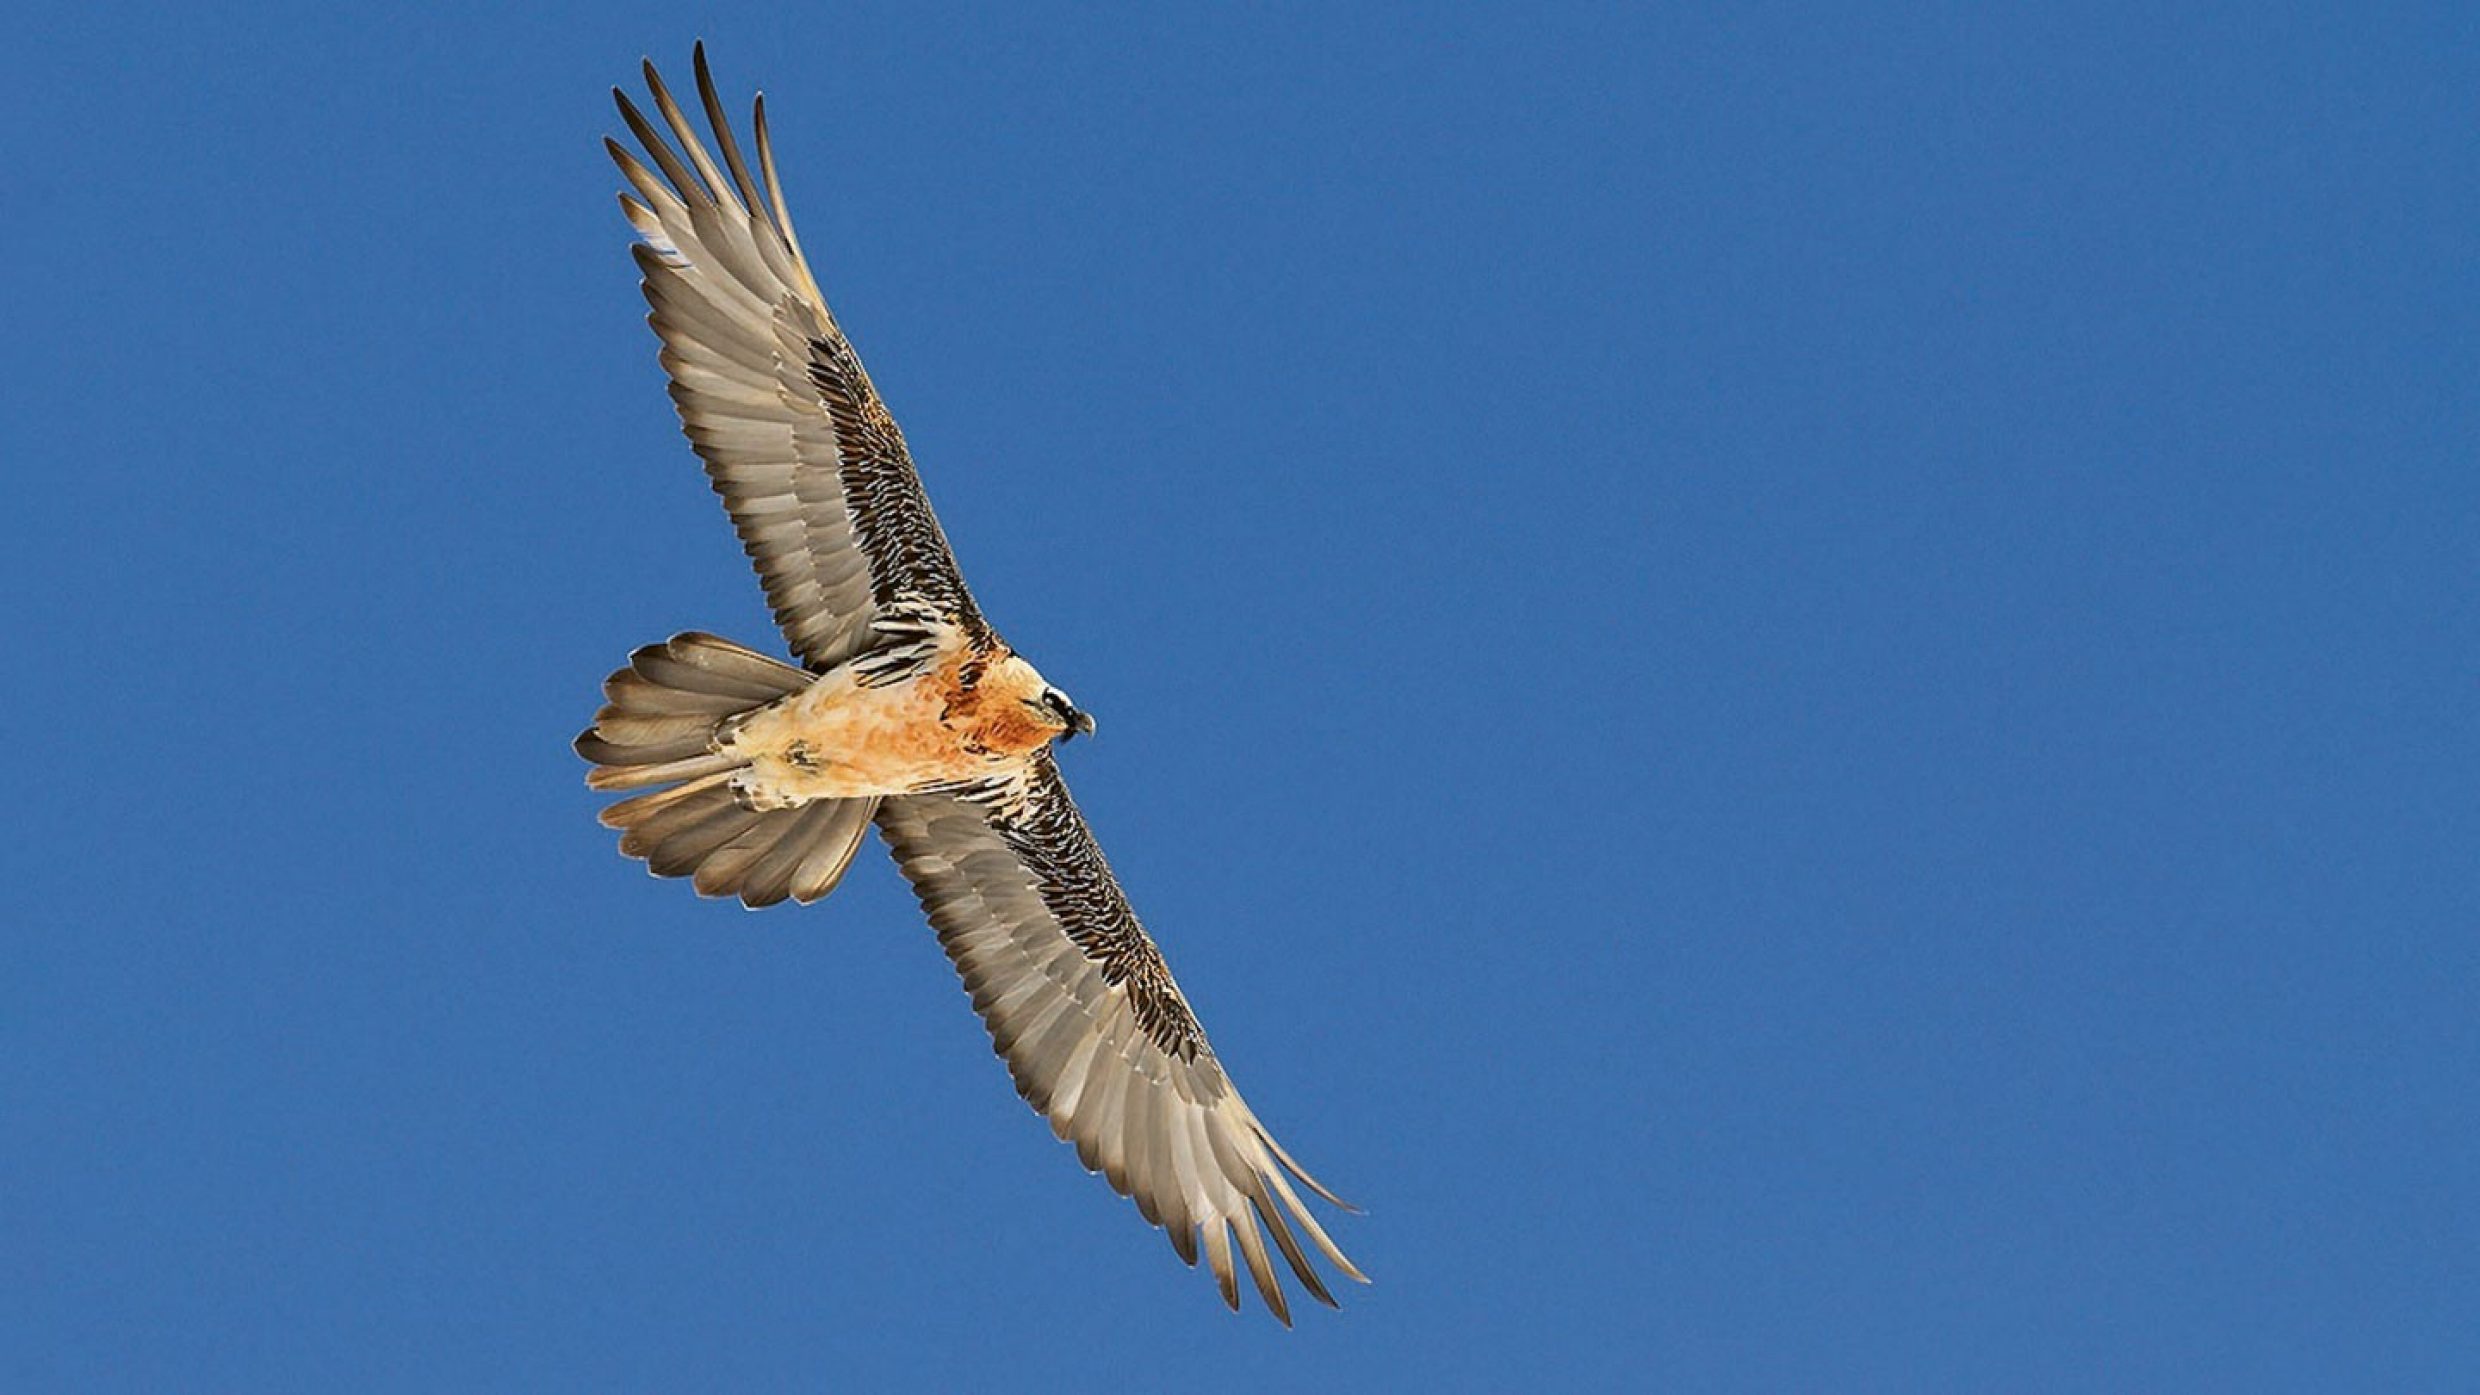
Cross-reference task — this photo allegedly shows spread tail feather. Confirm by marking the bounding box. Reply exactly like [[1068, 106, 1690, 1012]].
[[575, 632, 877, 908]]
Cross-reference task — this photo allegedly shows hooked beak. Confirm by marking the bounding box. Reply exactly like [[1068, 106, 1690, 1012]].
[[1062, 705, 1097, 741]]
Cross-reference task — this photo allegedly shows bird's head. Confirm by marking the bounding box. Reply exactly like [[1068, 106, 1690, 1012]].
[[1036, 684, 1096, 742], [998, 655, 1095, 743]]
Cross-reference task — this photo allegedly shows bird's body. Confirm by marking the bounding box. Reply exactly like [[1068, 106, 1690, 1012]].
[[573, 47, 1361, 1322], [721, 623, 1065, 808]]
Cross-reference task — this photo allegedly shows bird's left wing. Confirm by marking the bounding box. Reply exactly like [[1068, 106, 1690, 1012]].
[[611, 47, 983, 670], [875, 755, 1366, 1322]]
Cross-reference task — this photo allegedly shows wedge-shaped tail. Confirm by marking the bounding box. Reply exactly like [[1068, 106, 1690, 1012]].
[[576, 632, 876, 908]]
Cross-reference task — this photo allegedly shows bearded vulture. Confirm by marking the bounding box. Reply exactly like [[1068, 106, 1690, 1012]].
[[573, 45, 1364, 1322]]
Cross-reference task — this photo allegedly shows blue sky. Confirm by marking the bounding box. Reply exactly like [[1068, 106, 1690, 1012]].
[[5, 2, 2475, 1389]]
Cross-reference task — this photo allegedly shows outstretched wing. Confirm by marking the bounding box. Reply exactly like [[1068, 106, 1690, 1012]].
[[875, 755, 1366, 1322], [612, 46, 982, 670]]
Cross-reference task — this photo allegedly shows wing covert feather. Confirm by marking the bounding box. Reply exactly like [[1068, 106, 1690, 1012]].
[[614, 46, 981, 669], [874, 756, 1364, 1320]]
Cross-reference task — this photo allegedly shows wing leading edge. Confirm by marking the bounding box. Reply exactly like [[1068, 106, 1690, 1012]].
[[877, 756, 1365, 1321], [613, 46, 982, 670]]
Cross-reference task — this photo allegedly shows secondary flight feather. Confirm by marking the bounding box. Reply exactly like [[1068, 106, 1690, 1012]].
[[573, 45, 1364, 1322]]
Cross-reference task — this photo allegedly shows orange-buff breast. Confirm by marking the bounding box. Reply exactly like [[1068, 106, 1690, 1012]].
[[719, 652, 1049, 808]]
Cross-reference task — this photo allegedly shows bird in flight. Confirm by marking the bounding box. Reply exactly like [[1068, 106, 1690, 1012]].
[[574, 45, 1364, 1322]]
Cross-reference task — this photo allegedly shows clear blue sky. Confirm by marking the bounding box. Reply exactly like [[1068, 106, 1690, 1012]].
[[5, 2, 2474, 1389]]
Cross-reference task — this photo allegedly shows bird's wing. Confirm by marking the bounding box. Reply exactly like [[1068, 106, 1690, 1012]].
[[612, 47, 982, 670], [875, 754, 1366, 1322]]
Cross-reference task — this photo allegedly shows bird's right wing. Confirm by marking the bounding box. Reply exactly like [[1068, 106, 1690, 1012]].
[[874, 755, 1366, 1323], [612, 47, 983, 670]]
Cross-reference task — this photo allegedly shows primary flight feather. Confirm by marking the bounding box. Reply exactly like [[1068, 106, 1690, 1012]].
[[574, 45, 1364, 1323]]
